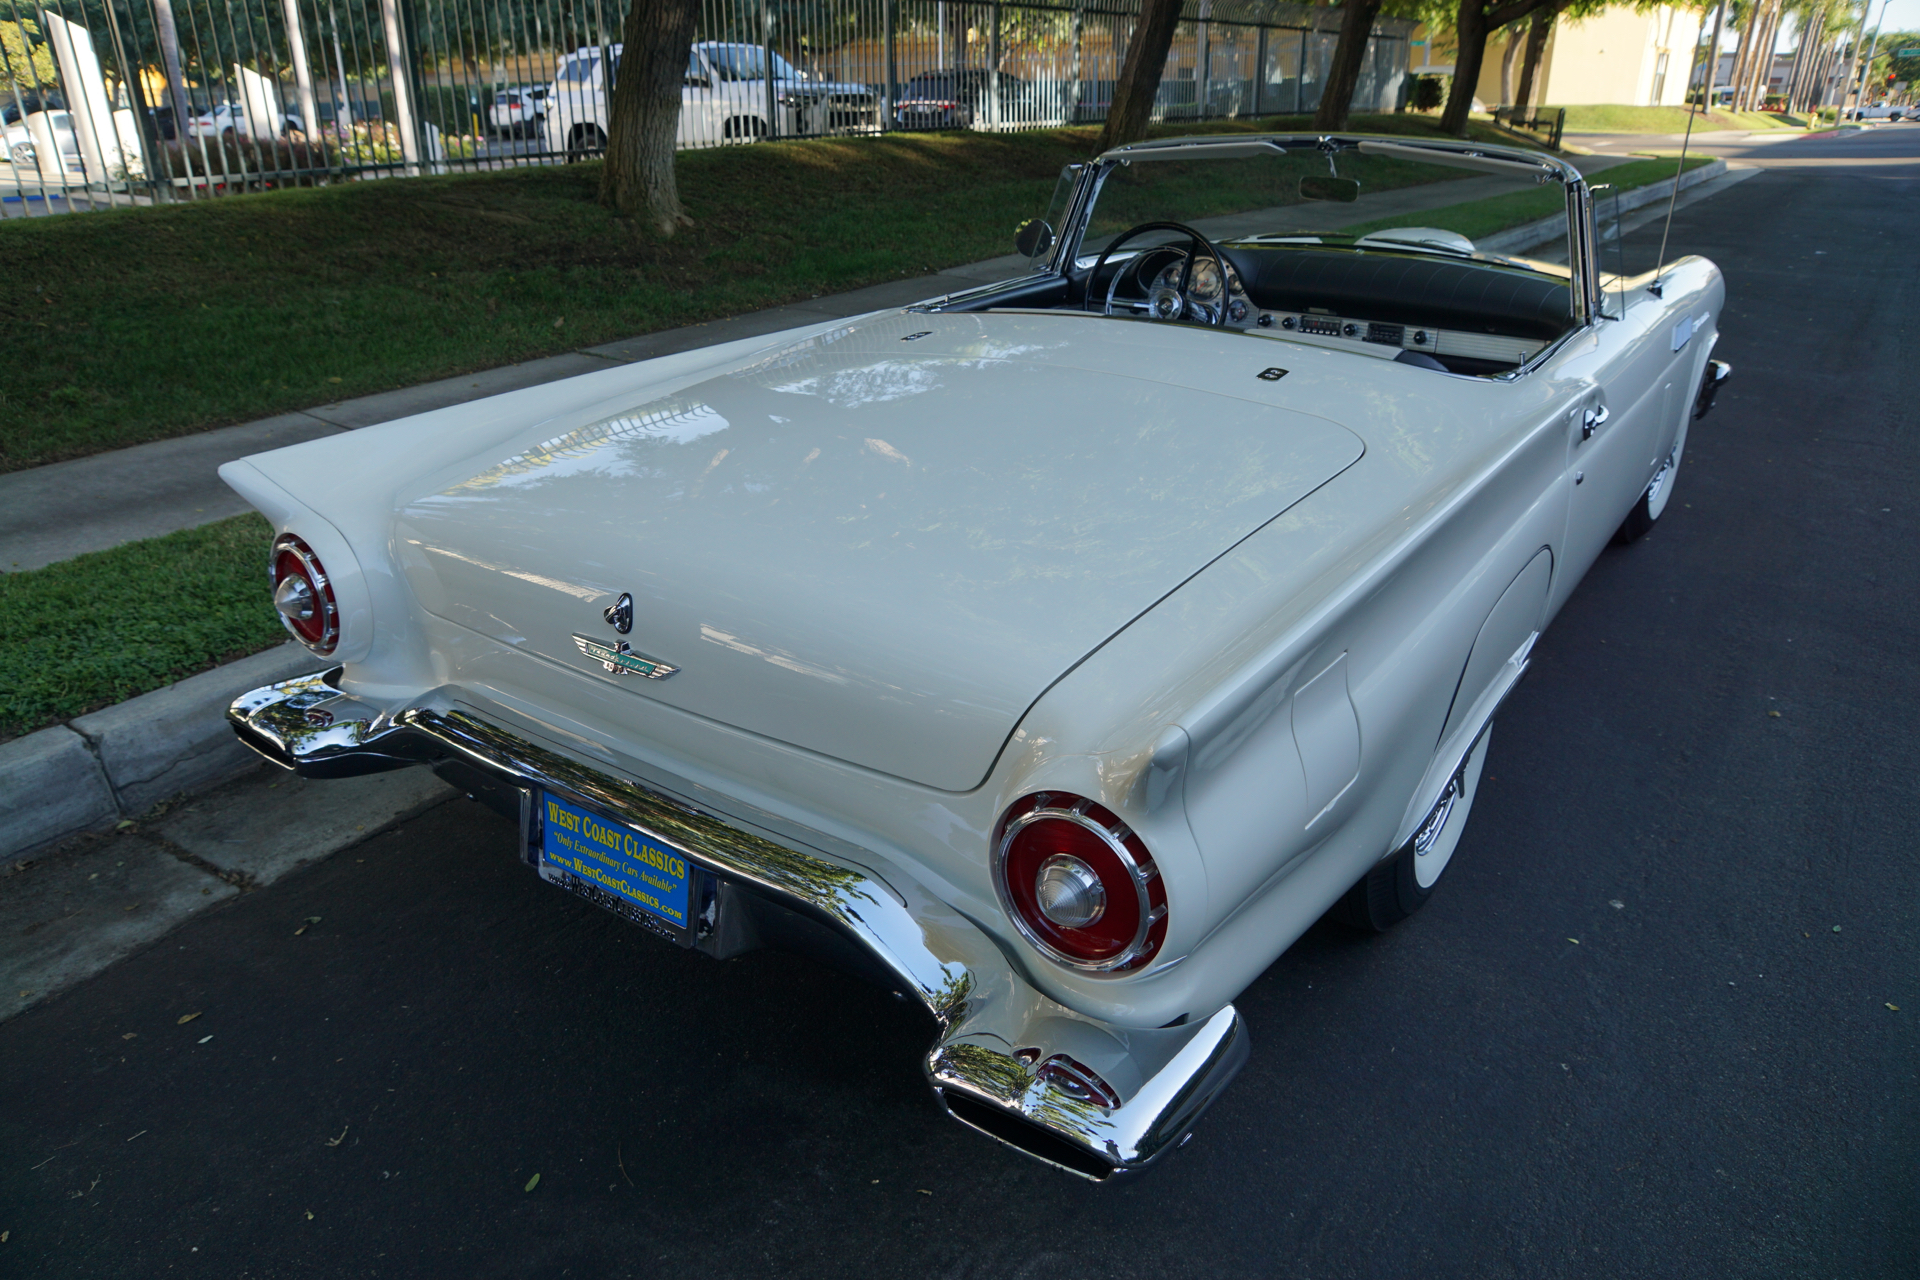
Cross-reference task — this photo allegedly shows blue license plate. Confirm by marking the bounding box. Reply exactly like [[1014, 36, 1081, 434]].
[[537, 792, 692, 931]]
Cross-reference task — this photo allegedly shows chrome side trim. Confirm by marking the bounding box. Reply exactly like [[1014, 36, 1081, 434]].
[[1391, 630, 1536, 853], [227, 674, 1248, 1179]]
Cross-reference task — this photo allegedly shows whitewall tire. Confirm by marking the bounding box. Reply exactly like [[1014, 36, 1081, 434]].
[[1333, 729, 1491, 932]]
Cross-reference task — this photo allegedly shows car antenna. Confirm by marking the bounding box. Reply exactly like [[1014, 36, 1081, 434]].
[[1647, 99, 1699, 298]]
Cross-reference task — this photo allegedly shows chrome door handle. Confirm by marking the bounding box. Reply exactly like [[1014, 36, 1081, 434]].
[[1581, 404, 1611, 440]]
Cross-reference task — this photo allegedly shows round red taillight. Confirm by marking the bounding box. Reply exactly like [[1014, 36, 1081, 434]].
[[994, 793, 1168, 973], [270, 534, 339, 655]]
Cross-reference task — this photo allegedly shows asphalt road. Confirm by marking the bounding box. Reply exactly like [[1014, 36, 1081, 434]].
[[3, 127, 1915, 1280]]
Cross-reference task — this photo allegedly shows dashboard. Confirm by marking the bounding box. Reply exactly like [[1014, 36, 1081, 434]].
[[1134, 243, 1560, 374], [1247, 309, 1548, 370]]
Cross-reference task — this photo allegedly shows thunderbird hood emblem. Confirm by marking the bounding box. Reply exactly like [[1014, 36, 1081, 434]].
[[573, 633, 678, 680]]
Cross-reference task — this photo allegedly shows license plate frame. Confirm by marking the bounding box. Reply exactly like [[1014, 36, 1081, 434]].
[[528, 790, 701, 947]]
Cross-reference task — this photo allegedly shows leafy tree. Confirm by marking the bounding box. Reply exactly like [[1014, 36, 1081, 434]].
[[1439, 0, 1560, 132], [0, 18, 58, 94], [1866, 28, 1920, 98]]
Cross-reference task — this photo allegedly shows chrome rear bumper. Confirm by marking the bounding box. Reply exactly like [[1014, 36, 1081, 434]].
[[230, 673, 1247, 1179]]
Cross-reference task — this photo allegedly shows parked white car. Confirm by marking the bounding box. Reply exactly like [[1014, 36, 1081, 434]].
[[223, 134, 1729, 1179], [488, 83, 548, 137], [187, 100, 302, 139], [4, 109, 81, 177], [542, 40, 878, 157]]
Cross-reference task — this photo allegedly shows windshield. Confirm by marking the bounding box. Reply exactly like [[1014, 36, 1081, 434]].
[[701, 44, 800, 82], [1079, 146, 1573, 279]]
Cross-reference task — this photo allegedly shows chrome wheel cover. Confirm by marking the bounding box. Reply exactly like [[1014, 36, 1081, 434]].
[[1412, 730, 1490, 890]]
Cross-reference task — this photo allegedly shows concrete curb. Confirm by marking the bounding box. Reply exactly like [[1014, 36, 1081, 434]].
[[1, 642, 321, 860], [1479, 157, 1729, 254]]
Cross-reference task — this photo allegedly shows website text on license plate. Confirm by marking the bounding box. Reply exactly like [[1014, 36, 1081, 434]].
[[537, 792, 692, 930]]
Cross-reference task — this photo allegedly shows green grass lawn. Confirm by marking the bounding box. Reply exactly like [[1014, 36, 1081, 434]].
[[1341, 155, 1713, 243], [0, 514, 283, 742], [0, 113, 1532, 474], [1558, 104, 1799, 134]]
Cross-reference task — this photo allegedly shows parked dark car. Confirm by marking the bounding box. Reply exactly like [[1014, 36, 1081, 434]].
[[893, 70, 1031, 128]]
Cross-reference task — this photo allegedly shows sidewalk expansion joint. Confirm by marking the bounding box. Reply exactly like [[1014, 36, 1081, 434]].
[[139, 827, 259, 892]]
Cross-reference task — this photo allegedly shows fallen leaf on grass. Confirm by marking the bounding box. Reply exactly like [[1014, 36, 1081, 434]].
[[294, 916, 322, 937], [1833, 925, 1842, 933], [116, 820, 135, 830], [1567, 938, 1580, 945], [197, 1035, 212, 1045], [176, 1012, 201, 1025], [325, 1126, 349, 1148], [525, 1173, 541, 1192], [121, 1033, 136, 1040], [1890, 1004, 1902, 1012], [1609, 900, 1624, 909], [917, 1189, 932, 1195], [1767, 710, 1781, 718], [123, 904, 139, 912], [305, 1210, 314, 1220]]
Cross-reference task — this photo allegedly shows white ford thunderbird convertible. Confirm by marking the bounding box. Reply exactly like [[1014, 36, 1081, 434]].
[[224, 134, 1730, 1179]]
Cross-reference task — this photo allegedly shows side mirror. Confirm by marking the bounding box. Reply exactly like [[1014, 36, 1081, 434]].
[[1014, 218, 1054, 259], [1299, 175, 1361, 203], [685, 75, 711, 89]]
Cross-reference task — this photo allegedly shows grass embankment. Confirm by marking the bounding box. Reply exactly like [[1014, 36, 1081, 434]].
[[1, 113, 1529, 473], [0, 515, 282, 742], [1342, 154, 1714, 243], [1558, 104, 1798, 134]]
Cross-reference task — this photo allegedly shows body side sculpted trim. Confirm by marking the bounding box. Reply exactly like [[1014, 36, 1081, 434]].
[[227, 674, 1248, 1180]]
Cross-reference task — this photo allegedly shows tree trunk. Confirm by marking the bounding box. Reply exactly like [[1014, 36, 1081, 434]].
[[599, 0, 701, 235], [1700, 0, 1726, 110], [1313, 0, 1385, 130], [1499, 23, 1522, 104], [1736, 4, 1756, 107], [1749, 0, 1782, 108], [1096, 0, 1185, 152], [1514, 4, 1553, 112], [1439, 0, 1489, 134]]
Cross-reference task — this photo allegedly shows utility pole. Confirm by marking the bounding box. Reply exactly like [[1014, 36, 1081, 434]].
[[1853, 0, 1891, 113]]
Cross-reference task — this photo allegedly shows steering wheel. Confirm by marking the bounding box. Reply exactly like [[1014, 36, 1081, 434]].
[[1084, 221, 1234, 326]]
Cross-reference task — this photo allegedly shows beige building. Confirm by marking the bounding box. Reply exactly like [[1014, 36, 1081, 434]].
[[1415, 2, 1706, 108]]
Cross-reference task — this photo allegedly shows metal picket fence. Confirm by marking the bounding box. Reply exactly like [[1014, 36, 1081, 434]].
[[0, 0, 1410, 215]]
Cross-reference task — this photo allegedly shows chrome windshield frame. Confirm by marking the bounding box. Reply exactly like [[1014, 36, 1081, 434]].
[[1039, 133, 1595, 339]]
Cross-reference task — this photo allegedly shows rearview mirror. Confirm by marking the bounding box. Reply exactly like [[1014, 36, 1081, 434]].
[[1299, 175, 1361, 203], [1014, 218, 1054, 259]]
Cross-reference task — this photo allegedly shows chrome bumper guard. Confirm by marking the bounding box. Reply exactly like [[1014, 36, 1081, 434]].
[[230, 674, 1248, 1179]]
